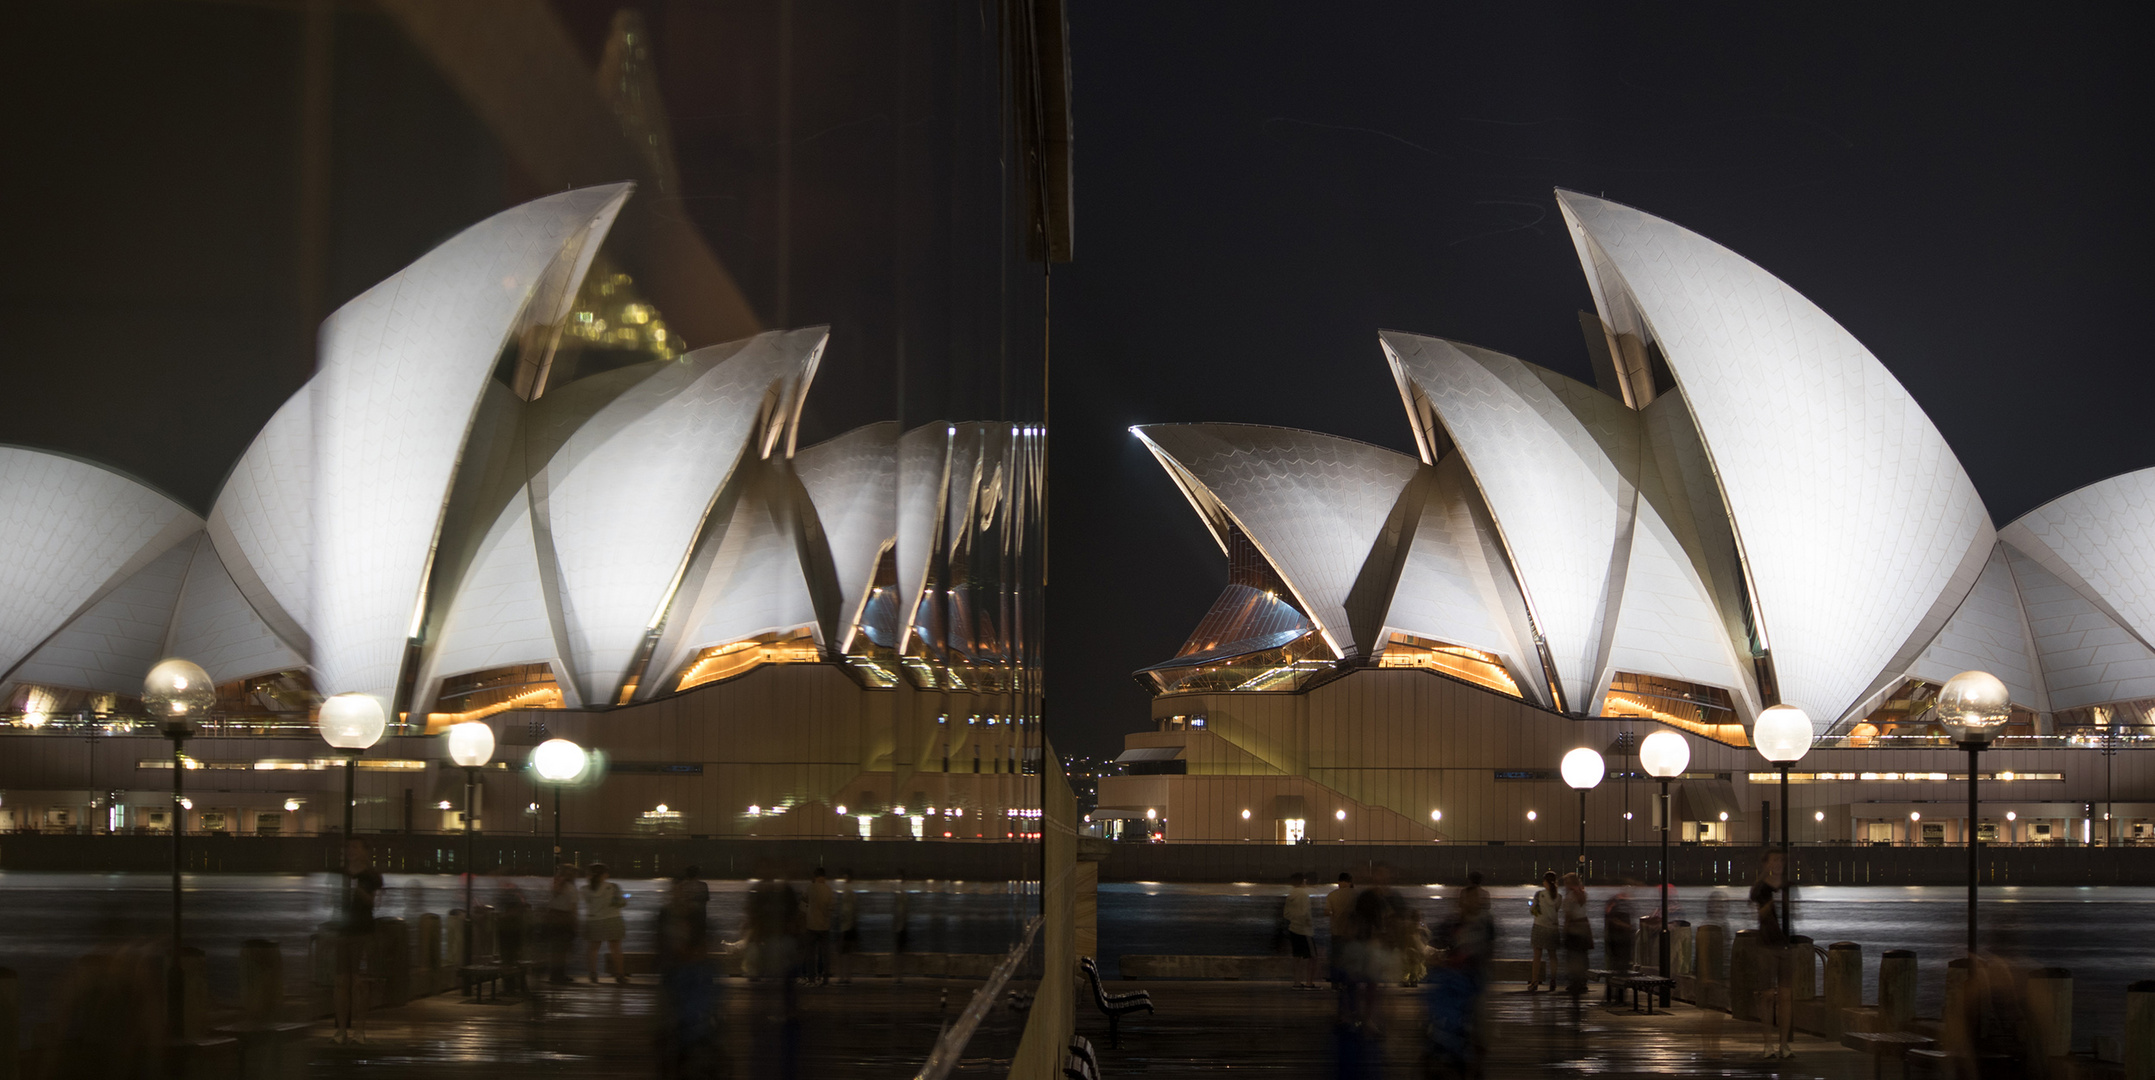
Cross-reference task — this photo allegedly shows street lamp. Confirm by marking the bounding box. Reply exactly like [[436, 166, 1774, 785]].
[[448, 721, 496, 965], [1640, 729, 1690, 989], [318, 694, 386, 840], [530, 738, 588, 864], [1561, 747, 1605, 870], [143, 657, 214, 1038], [1754, 703, 1814, 937], [1937, 669, 2010, 954]]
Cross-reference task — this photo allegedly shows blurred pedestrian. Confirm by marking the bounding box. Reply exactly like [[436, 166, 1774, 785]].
[[657, 867, 722, 1078], [1559, 872, 1593, 997], [42, 935, 164, 1079], [1528, 870, 1560, 991], [333, 839, 383, 1043], [1284, 872, 1320, 989], [804, 867, 834, 984], [582, 862, 629, 984], [544, 863, 578, 983], [1423, 877, 1497, 1075], [1325, 871, 1355, 986], [745, 862, 803, 983], [892, 868, 913, 983], [496, 872, 530, 994], [675, 864, 711, 953], [835, 868, 860, 984], [1603, 889, 1636, 971], [1749, 851, 1795, 1058]]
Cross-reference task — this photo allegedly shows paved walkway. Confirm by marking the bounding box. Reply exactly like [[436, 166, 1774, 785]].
[[284, 976, 1884, 1078]]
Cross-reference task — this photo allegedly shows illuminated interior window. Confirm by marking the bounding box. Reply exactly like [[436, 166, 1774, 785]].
[[1378, 633, 1521, 698], [675, 629, 821, 692], [1601, 672, 1749, 747], [428, 663, 563, 733]]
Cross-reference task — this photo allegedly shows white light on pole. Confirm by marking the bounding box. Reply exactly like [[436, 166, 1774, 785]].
[[1638, 724, 1688, 997], [143, 656, 213, 1039], [1561, 748, 1605, 868], [1938, 669, 2010, 956], [447, 721, 493, 965], [531, 738, 587, 860], [1753, 703, 1813, 937], [319, 693, 386, 853]]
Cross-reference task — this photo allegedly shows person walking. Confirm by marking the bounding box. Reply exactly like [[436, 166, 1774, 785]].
[[581, 862, 629, 984], [332, 839, 382, 1044], [1527, 870, 1561, 991], [804, 867, 835, 985], [1750, 851, 1797, 1059], [1325, 872, 1356, 986], [1559, 872, 1593, 997], [543, 864, 578, 983], [892, 869, 913, 983], [674, 865, 711, 954], [835, 869, 860, 984], [1284, 872, 1320, 989]]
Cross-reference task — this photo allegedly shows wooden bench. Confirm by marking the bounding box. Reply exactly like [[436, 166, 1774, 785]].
[[1079, 957, 1153, 1049], [458, 963, 509, 1002], [1841, 1030, 1935, 1080]]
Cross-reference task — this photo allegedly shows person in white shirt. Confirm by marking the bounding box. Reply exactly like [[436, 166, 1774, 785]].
[[1283, 872, 1319, 989], [1527, 870, 1561, 991]]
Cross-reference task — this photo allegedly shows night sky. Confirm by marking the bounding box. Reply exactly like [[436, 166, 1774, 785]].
[[5, 4, 2150, 759]]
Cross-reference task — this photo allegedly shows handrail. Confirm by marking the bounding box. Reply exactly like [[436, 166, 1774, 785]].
[[913, 913, 1042, 1080]]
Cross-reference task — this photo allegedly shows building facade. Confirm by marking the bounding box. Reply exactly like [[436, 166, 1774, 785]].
[[1100, 190, 2153, 846]]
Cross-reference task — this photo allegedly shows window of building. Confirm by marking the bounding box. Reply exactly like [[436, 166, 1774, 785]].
[[1377, 634, 1522, 698]]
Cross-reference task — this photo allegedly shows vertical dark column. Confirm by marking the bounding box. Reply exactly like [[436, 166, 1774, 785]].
[[1967, 745, 1980, 954], [1780, 765, 1792, 937], [169, 734, 186, 1036]]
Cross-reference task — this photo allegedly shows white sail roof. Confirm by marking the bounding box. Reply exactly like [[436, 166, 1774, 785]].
[[1134, 424, 1421, 658], [1909, 543, 2048, 712], [165, 537, 307, 685], [307, 183, 631, 699], [0, 448, 201, 689], [8, 534, 198, 696], [1557, 189, 1994, 726], [2000, 543, 2155, 712], [206, 382, 316, 655], [895, 423, 955, 653], [796, 422, 898, 653], [1999, 467, 2155, 649], [1379, 452, 1544, 704]]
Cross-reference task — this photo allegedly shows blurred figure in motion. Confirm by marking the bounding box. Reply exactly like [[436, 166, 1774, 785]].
[[1749, 852, 1795, 1059], [835, 868, 860, 984], [1559, 872, 1592, 998], [1527, 870, 1560, 992], [1325, 872, 1355, 988], [582, 862, 628, 985], [1423, 873, 1497, 1078], [892, 869, 913, 983], [1284, 872, 1320, 990], [745, 862, 803, 983], [804, 867, 834, 985], [334, 839, 383, 1043], [1603, 889, 1636, 972], [1951, 951, 2050, 1079], [496, 871, 529, 995], [657, 867, 723, 1078], [40, 934, 164, 1080], [544, 863, 579, 983], [1334, 877, 1393, 1077]]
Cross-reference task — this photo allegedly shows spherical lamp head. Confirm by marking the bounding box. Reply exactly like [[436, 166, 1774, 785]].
[[447, 721, 495, 768], [318, 693, 387, 751], [1753, 704, 1815, 765], [1560, 747, 1606, 790], [143, 658, 215, 736], [1937, 670, 2011, 747], [531, 738, 588, 784], [1638, 730, 1690, 779]]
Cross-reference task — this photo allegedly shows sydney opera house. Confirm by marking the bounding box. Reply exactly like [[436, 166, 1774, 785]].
[[1097, 189, 2153, 848], [0, 184, 1044, 842]]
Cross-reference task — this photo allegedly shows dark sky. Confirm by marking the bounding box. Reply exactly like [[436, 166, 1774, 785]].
[[1046, 4, 2155, 757], [5, 4, 2150, 759]]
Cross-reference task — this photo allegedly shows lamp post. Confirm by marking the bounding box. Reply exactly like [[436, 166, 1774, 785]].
[[1640, 729, 1690, 989], [531, 738, 589, 864], [448, 721, 496, 965], [1937, 670, 2010, 955], [1753, 703, 1814, 937], [143, 658, 214, 1039], [1561, 747, 1605, 872]]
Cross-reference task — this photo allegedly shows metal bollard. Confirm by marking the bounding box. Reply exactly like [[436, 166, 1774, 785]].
[[0, 967, 18, 1080], [2024, 967, 2072, 1060], [1730, 930, 1761, 1020], [2126, 979, 2153, 1080], [1879, 949, 1917, 1031], [239, 940, 282, 1025], [372, 918, 410, 1007]]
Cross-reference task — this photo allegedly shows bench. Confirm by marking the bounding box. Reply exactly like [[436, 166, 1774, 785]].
[[459, 963, 509, 1002], [1063, 1034, 1099, 1079], [1610, 974, 1674, 1014], [1079, 957, 1154, 1049], [1841, 1030, 1935, 1080]]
